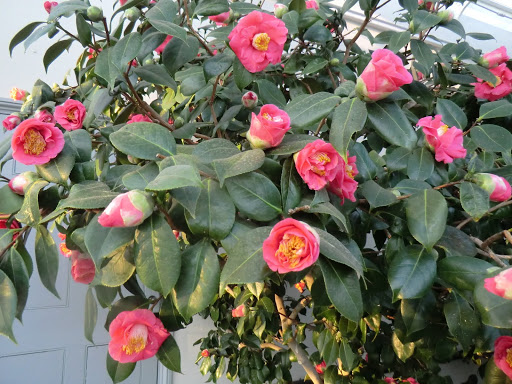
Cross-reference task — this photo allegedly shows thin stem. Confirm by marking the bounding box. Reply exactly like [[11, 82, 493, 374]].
[[470, 236, 507, 267], [314, 117, 327, 136], [182, 0, 215, 55], [210, 75, 221, 131], [149, 295, 163, 311], [260, 343, 283, 351], [158, 204, 176, 230], [326, 67, 337, 89], [481, 230, 511, 250], [342, 7, 374, 65], [102, 17, 111, 46], [457, 199, 512, 229]]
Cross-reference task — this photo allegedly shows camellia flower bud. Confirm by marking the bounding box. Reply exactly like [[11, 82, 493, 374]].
[[472, 173, 512, 202], [2, 114, 21, 131], [87, 6, 103, 22], [201, 349, 210, 357], [98, 190, 154, 227], [478, 46, 509, 69], [125, 7, 141, 22], [34, 109, 55, 124], [273, 3, 288, 18], [232, 304, 246, 318], [8, 171, 39, 195], [44, 1, 58, 14], [241, 91, 258, 109], [437, 10, 454, 24], [71, 253, 96, 284]]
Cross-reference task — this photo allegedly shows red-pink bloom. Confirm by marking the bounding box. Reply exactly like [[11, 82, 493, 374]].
[[418, 0, 434, 11], [119, 0, 127, 5], [2, 115, 21, 131], [404, 379, 420, 384], [11, 118, 65, 165], [44, 1, 58, 13], [315, 361, 326, 374], [494, 336, 512, 380], [71, 253, 96, 284], [417, 115, 466, 164], [232, 304, 246, 318], [484, 269, 512, 300], [109, 309, 170, 363], [480, 46, 509, 68], [305, 0, 319, 10], [228, 11, 288, 73], [54, 99, 86, 131], [473, 173, 512, 202], [242, 91, 258, 109], [328, 153, 359, 203], [246, 104, 290, 149], [155, 36, 173, 55], [355, 49, 413, 101], [294, 281, 306, 293], [8, 171, 39, 195], [0, 216, 21, 241], [9, 87, 27, 101], [472, 63, 512, 102], [294, 140, 343, 190], [384, 378, 396, 384], [34, 109, 55, 124], [209, 11, 230, 26], [262, 218, 320, 273], [173, 230, 180, 240], [201, 349, 210, 357], [98, 190, 154, 228], [127, 114, 152, 124]]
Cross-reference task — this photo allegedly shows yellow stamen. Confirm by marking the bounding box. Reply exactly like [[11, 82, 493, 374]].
[[507, 348, 512, 368], [313, 152, 330, 163], [66, 109, 77, 121], [252, 33, 270, 51], [437, 124, 449, 137], [275, 234, 305, 268], [23, 129, 46, 155], [262, 112, 272, 121], [346, 165, 355, 179], [122, 324, 148, 355]]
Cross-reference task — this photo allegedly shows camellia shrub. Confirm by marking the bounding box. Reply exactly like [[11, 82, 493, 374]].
[[2, 0, 512, 383]]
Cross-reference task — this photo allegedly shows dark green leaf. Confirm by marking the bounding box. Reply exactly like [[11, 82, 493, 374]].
[[304, 25, 332, 45], [23, 24, 56, 52], [64, 129, 92, 162], [478, 100, 512, 120], [43, 39, 73, 72], [156, 334, 181, 372], [285, 92, 341, 130], [212, 149, 265, 187], [84, 287, 97, 343], [436, 226, 477, 258], [145, 165, 203, 191], [35, 225, 60, 298], [145, 0, 186, 41], [162, 36, 199, 74], [194, 0, 229, 16], [9, 22, 43, 56], [435, 99, 467, 129], [0, 185, 24, 215], [106, 354, 136, 384], [388, 31, 411, 53], [105, 296, 148, 330], [133, 65, 177, 89], [474, 279, 512, 329], [267, 134, 317, 155], [281, 158, 302, 214], [339, 340, 359, 371], [58, 181, 119, 210], [36, 145, 75, 185], [467, 64, 497, 84], [192, 138, 239, 163], [459, 182, 490, 220], [316, 228, 363, 276], [407, 147, 434, 181], [444, 292, 480, 352], [76, 13, 91, 46], [233, 57, 253, 90], [15, 180, 48, 226], [48, 0, 88, 20], [410, 39, 436, 71], [439, 257, 493, 291], [99, 246, 135, 287], [0, 270, 17, 342], [255, 79, 287, 109], [440, 19, 465, 38], [330, 98, 367, 156], [367, 102, 417, 149], [359, 180, 397, 208], [204, 52, 234, 79], [122, 162, 159, 190], [401, 292, 435, 336], [412, 10, 442, 32], [471, 124, 512, 152], [2, 248, 29, 321]]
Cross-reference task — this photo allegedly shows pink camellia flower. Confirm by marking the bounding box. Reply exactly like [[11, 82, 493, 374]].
[[479, 46, 509, 69], [242, 91, 258, 109], [484, 269, 512, 300], [0, 216, 21, 241], [417, 115, 466, 164], [109, 309, 170, 363], [209, 11, 230, 26], [11, 118, 65, 165], [173, 230, 180, 240], [328, 153, 359, 203], [34, 109, 55, 124], [294, 281, 306, 293], [404, 378, 420, 384], [154, 35, 173, 55], [472, 63, 512, 102], [294, 140, 343, 190], [127, 114, 152, 124], [54, 99, 86, 130], [8, 171, 39, 195], [246, 104, 290, 149], [231, 304, 246, 318], [228, 11, 288, 73], [98, 190, 154, 228], [58, 233, 77, 258], [472, 173, 512, 202], [355, 49, 413, 101], [315, 361, 326, 374], [44, 1, 58, 13], [9, 87, 27, 101], [119, 0, 127, 5], [262, 218, 320, 273], [384, 378, 395, 384], [305, 0, 319, 10], [2, 115, 21, 131], [494, 336, 512, 379], [201, 349, 210, 357], [70, 253, 96, 284]]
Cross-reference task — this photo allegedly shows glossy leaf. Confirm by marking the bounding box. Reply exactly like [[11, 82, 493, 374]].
[[2, 248, 29, 321], [367, 102, 417, 149], [471, 124, 512, 152], [438, 256, 493, 291], [145, 165, 203, 191], [106, 354, 136, 384], [0, 270, 17, 342], [407, 147, 434, 181], [359, 180, 397, 208], [435, 99, 467, 129], [285, 92, 341, 130], [474, 280, 512, 329], [316, 228, 363, 276], [0, 185, 24, 215], [99, 246, 135, 287], [444, 291, 480, 352], [459, 182, 490, 220], [57, 181, 119, 210], [84, 287, 97, 343], [145, 0, 186, 41], [478, 100, 512, 120], [35, 225, 60, 298], [280, 158, 302, 214], [156, 334, 181, 373], [36, 145, 75, 185], [122, 162, 159, 190], [330, 98, 367, 156], [212, 149, 265, 187]]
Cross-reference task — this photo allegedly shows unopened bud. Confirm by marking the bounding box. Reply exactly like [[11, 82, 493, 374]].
[[87, 6, 103, 22], [8, 172, 40, 195], [125, 7, 141, 21], [174, 117, 185, 128], [274, 4, 288, 18], [438, 10, 454, 23], [329, 58, 340, 66], [242, 91, 258, 109], [201, 349, 210, 357]]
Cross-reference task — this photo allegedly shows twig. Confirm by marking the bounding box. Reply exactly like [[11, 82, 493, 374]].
[[57, 24, 94, 49], [326, 67, 337, 89], [149, 295, 163, 311], [470, 236, 507, 267], [342, 7, 374, 65], [102, 18, 111, 46], [457, 199, 512, 229], [158, 204, 176, 230], [290, 297, 311, 321], [314, 117, 327, 136], [210, 75, 221, 133], [481, 230, 511, 250], [182, 0, 215, 55], [288, 205, 311, 215], [260, 343, 283, 351]]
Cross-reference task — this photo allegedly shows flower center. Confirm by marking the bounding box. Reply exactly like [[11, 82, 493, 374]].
[[486, 76, 502, 88], [122, 324, 148, 355], [346, 164, 355, 179], [436, 124, 449, 137], [23, 129, 46, 155], [66, 108, 77, 121], [311, 152, 331, 176], [262, 112, 283, 123], [507, 348, 512, 368], [275, 234, 305, 268], [252, 33, 270, 51]]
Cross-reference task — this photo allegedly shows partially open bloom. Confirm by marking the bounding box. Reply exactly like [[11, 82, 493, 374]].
[[201, 349, 210, 357], [246, 104, 290, 149], [44, 1, 58, 13], [437, 10, 453, 23], [417, 115, 466, 164], [472, 173, 512, 202], [8, 171, 39, 195], [262, 218, 320, 273], [209, 11, 230, 26], [274, 3, 288, 18], [154, 36, 173, 55], [2, 115, 21, 131], [98, 190, 154, 228], [305, 0, 319, 10], [328, 153, 359, 203], [34, 109, 55, 124], [71, 253, 96, 284], [228, 11, 288, 73], [54, 99, 86, 130], [494, 336, 512, 379], [479, 46, 509, 68], [0, 216, 21, 241], [315, 361, 326, 374], [294, 140, 343, 190], [9, 87, 26, 101], [58, 233, 77, 258], [484, 269, 512, 300], [242, 91, 258, 109], [11, 118, 65, 165], [109, 309, 170, 363], [232, 304, 246, 318], [472, 63, 512, 102], [127, 114, 152, 124], [355, 49, 413, 101]]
